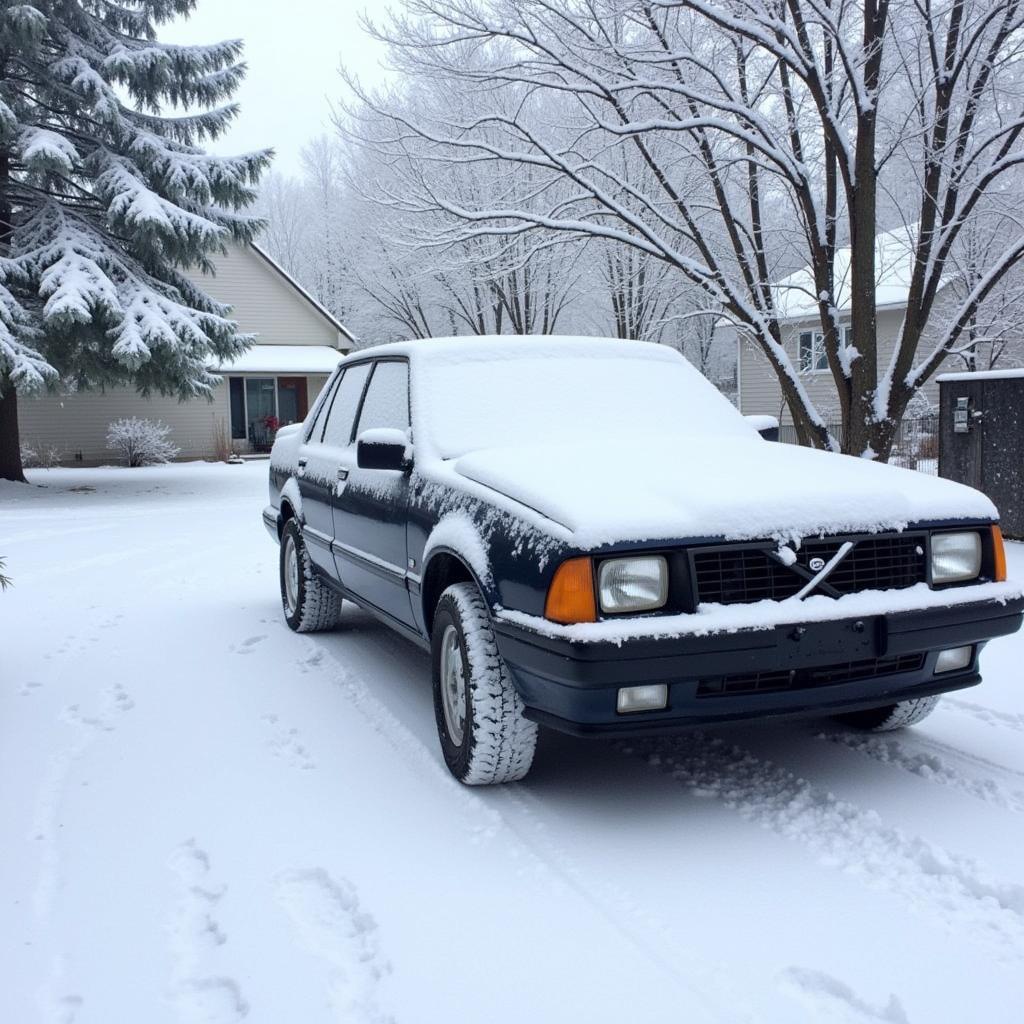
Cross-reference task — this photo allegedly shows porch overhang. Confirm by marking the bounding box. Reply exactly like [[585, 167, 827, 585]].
[[210, 344, 344, 375]]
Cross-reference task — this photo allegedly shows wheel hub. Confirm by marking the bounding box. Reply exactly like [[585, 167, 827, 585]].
[[283, 535, 299, 614], [440, 624, 466, 745]]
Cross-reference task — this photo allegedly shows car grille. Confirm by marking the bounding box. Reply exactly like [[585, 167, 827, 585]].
[[695, 653, 926, 697], [691, 534, 926, 606]]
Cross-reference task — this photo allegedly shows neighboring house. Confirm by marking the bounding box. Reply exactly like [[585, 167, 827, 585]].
[[726, 227, 957, 424], [17, 243, 353, 464]]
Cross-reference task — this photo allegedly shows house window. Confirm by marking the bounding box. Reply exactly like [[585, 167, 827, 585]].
[[245, 378, 277, 449], [229, 378, 246, 440], [799, 331, 828, 373]]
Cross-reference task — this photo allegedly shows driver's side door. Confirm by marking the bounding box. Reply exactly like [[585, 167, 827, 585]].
[[331, 358, 414, 627]]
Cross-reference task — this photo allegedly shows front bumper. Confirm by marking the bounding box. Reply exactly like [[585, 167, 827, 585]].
[[493, 596, 1024, 736]]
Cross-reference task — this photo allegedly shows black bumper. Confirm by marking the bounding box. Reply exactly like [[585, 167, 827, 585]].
[[493, 596, 1024, 736]]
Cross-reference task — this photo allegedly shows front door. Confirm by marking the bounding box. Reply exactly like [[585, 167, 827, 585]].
[[331, 358, 414, 627], [297, 362, 371, 576], [277, 377, 309, 427]]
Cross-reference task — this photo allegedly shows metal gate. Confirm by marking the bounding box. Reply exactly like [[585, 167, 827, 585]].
[[938, 370, 1024, 538]]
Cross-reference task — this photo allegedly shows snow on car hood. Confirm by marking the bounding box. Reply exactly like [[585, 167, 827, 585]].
[[453, 437, 998, 547]]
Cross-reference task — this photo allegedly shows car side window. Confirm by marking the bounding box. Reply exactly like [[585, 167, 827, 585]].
[[355, 360, 410, 435], [321, 363, 372, 446], [304, 370, 341, 442]]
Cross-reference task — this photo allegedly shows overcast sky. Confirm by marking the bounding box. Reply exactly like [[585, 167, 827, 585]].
[[161, 1, 394, 176]]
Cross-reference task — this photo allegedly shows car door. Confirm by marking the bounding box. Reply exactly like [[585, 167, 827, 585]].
[[296, 362, 372, 576], [331, 358, 414, 626]]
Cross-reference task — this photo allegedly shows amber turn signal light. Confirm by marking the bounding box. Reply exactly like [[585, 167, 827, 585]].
[[545, 556, 597, 624], [992, 525, 1007, 582]]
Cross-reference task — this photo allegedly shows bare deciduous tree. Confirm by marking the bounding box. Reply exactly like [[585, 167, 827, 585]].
[[344, 0, 1024, 460]]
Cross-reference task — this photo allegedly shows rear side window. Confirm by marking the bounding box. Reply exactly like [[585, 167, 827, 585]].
[[355, 361, 410, 435], [304, 370, 341, 441], [322, 363, 371, 446]]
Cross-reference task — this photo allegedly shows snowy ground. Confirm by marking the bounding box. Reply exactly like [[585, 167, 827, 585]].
[[2, 461, 1024, 1024]]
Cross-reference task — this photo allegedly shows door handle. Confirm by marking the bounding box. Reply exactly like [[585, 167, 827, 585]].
[[337, 468, 349, 480], [298, 457, 308, 468]]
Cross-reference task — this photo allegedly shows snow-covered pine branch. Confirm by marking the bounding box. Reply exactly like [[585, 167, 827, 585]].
[[0, 0, 270, 481]]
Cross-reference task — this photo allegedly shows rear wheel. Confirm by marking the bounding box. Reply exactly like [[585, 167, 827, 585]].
[[280, 518, 342, 633], [431, 582, 537, 785], [834, 695, 940, 732]]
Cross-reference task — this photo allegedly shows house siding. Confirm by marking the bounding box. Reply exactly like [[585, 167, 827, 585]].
[[182, 245, 344, 348], [735, 307, 952, 423]]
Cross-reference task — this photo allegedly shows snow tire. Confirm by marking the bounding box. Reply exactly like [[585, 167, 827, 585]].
[[431, 582, 538, 785], [280, 518, 342, 633], [835, 694, 940, 732]]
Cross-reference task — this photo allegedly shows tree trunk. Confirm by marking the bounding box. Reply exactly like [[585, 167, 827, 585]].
[[0, 378, 26, 482]]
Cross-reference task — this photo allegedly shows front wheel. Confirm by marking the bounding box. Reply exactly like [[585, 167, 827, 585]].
[[431, 582, 538, 785], [834, 695, 940, 732], [280, 519, 342, 633]]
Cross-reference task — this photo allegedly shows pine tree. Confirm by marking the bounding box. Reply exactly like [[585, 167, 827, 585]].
[[0, 1, 270, 481]]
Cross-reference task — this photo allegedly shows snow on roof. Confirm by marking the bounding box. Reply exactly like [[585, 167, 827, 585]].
[[210, 344, 343, 374], [249, 243, 356, 345], [770, 225, 927, 322], [936, 367, 1024, 383]]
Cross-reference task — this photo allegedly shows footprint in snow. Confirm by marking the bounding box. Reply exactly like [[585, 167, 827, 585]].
[[234, 635, 267, 655], [167, 841, 247, 1023], [262, 714, 316, 771], [779, 967, 910, 1023], [276, 869, 393, 1023]]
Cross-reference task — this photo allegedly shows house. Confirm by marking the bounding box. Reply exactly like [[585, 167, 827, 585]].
[[727, 227, 957, 425], [17, 243, 354, 463]]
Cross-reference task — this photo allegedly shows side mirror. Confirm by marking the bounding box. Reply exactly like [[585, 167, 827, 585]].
[[356, 428, 411, 471], [745, 415, 779, 442]]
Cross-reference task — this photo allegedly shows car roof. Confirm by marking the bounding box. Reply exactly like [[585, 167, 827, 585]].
[[339, 335, 686, 368]]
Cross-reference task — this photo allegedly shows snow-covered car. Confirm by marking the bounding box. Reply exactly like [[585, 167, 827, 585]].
[[264, 337, 1023, 785]]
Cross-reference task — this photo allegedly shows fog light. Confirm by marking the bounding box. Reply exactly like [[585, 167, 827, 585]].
[[616, 684, 668, 714], [934, 646, 973, 674]]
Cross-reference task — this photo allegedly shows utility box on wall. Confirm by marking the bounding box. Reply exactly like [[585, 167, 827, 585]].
[[938, 369, 1024, 538]]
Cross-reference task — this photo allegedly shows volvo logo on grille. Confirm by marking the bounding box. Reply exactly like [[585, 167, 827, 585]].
[[808, 556, 827, 572]]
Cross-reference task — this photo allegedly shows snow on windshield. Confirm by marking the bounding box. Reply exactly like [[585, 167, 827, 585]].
[[415, 344, 752, 458]]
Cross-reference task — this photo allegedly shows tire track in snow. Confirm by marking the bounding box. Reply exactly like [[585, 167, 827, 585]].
[[493, 786, 756, 1022], [779, 968, 910, 1023], [310, 638, 740, 1020], [32, 684, 135, 922], [276, 869, 393, 1024], [30, 684, 135, 1019], [941, 698, 1024, 734], [634, 734, 1024, 960], [817, 729, 1024, 813]]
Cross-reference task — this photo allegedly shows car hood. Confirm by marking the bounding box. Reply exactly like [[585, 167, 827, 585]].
[[452, 436, 997, 547]]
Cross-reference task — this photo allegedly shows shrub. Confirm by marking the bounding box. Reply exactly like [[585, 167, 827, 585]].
[[0, 557, 10, 591], [106, 418, 181, 467], [20, 442, 63, 468]]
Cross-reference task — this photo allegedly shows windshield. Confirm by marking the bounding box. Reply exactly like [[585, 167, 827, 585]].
[[416, 350, 754, 459]]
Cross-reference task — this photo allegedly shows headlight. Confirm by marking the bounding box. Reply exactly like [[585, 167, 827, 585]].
[[931, 531, 982, 584], [598, 556, 668, 613]]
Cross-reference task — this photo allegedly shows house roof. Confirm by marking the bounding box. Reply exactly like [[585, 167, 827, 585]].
[[210, 344, 344, 375], [248, 243, 356, 345], [936, 367, 1024, 383], [770, 225, 927, 322]]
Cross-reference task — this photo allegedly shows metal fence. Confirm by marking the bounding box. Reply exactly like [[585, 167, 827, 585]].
[[778, 415, 938, 474]]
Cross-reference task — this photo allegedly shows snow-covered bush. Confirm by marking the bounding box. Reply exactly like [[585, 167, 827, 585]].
[[20, 442, 63, 469], [105, 418, 180, 468], [0, 557, 10, 591]]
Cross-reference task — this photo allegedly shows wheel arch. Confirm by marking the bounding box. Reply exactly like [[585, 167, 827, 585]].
[[420, 546, 493, 636], [277, 477, 304, 538]]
